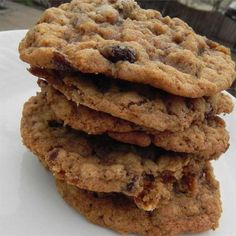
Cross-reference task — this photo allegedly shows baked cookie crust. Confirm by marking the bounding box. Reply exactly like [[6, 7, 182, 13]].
[[19, 0, 236, 97], [40, 80, 229, 157], [21, 92, 214, 211], [56, 162, 221, 236], [31, 68, 233, 132]]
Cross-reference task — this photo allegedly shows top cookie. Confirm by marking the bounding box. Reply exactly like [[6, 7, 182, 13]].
[[19, 0, 235, 97]]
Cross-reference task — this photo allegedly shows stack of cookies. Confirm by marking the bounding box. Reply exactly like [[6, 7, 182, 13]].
[[19, 0, 236, 235]]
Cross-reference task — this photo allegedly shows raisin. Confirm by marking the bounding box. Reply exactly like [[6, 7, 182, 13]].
[[161, 170, 176, 184], [173, 33, 183, 44], [181, 174, 196, 192], [101, 45, 137, 63], [148, 211, 154, 217], [53, 52, 74, 71], [142, 174, 155, 189], [58, 170, 65, 176], [145, 174, 155, 182], [48, 148, 60, 161]]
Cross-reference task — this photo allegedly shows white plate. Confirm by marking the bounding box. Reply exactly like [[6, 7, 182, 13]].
[[0, 30, 235, 236]]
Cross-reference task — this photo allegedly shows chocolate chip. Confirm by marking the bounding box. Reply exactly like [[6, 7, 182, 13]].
[[48, 149, 60, 161], [101, 45, 137, 63], [48, 120, 63, 128], [53, 52, 74, 71]]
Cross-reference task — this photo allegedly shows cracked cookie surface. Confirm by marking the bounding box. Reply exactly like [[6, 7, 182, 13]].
[[21, 92, 212, 211], [40, 80, 229, 157], [19, 0, 235, 97], [56, 162, 221, 236], [19, 0, 236, 97]]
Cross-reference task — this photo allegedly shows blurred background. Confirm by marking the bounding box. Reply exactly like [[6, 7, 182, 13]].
[[0, 0, 235, 95]]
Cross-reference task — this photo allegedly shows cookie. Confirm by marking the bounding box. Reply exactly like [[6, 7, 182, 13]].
[[56, 162, 221, 236], [19, 0, 236, 97], [21, 92, 213, 211], [41, 80, 229, 156], [31, 68, 233, 132]]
